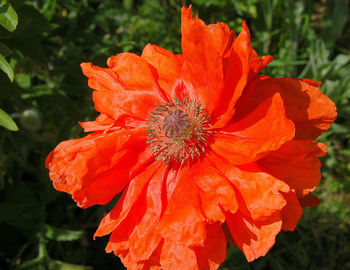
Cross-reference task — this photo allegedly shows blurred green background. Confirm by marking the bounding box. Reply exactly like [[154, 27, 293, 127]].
[[0, 0, 349, 269]]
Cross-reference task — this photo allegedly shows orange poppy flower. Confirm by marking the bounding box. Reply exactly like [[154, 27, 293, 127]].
[[46, 6, 337, 269]]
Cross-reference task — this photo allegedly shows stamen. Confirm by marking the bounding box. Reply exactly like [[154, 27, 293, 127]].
[[146, 97, 212, 165]]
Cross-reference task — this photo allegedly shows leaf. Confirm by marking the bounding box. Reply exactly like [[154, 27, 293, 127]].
[[0, 53, 14, 81], [0, 1, 18, 32], [41, 0, 57, 21], [0, 42, 12, 57], [21, 85, 54, 99], [321, 0, 349, 49], [44, 224, 84, 241], [268, 59, 308, 67], [15, 73, 31, 88], [0, 107, 18, 131]]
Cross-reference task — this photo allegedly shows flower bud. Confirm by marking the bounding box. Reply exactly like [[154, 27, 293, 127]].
[[20, 108, 41, 131]]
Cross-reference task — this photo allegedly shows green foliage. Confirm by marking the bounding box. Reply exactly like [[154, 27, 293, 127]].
[[0, 107, 18, 131], [44, 225, 85, 242], [0, 53, 13, 81], [0, 0, 349, 269], [0, 1, 18, 32]]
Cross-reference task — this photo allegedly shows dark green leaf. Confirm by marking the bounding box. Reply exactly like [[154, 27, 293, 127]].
[[321, 0, 349, 49], [44, 224, 84, 241], [268, 59, 308, 67], [0, 42, 12, 57], [0, 1, 18, 32], [15, 73, 31, 88], [0, 107, 18, 131], [0, 53, 14, 81]]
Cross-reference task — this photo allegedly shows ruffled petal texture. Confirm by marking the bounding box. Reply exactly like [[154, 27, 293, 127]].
[[96, 161, 228, 270], [141, 44, 184, 99], [234, 76, 337, 140], [181, 6, 273, 129], [207, 152, 303, 260], [45, 128, 150, 208], [257, 140, 327, 198], [226, 211, 282, 262], [46, 5, 336, 270], [81, 53, 168, 123], [211, 93, 295, 165]]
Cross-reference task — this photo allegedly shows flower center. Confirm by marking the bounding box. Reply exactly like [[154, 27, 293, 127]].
[[163, 110, 191, 138], [147, 97, 211, 165]]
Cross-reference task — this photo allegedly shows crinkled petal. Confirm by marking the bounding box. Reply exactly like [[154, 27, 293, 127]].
[[234, 76, 337, 139], [100, 162, 226, 270], [45, 129, 149, 208], [81, 53, 167, 121], [211, 93, 295, 165], [97, 163, 182, 270], [211, 21, 273, 129], [95, 161, 163, 238], [104, 162, 167, 269], [208, 152, 289, 222], [193, 223, 227, 270], [158, 165, 206, 246], [80, 113, 147, 133], [160, 241, 197, 270], [299, 193, 321, 207], [181, 7, 274, 129], [159, 223, 226, 270], [107, 52, 169, 101], [193, 156, 238, 222], [280, 191, 303, 231], [79, 114, 117, 132], [226, 211, 282, 262], [141, 44, 184, 99], [127, 164, 168, 261], [181, 6, 234, 113], [257, 140, 327, 197]]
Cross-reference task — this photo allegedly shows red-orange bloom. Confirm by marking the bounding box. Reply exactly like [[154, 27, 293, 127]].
[[46, 6, 337, 269]]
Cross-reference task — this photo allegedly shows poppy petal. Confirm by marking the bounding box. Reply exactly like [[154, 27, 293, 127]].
[[79, 114, 117, 132], [101, 164, 165, 270], [127, 165, 167, 261], [141, 44, 184, 99], [160, 241, 197, 270], [194, 223, 227, 270], [235, 76, 337, 139], [94, 161, 163, 238], [104, 162, 167, 266], [299, 193, 321, 207], [158, 165, 207, 246], [211, 21, 273, 129], [80, 113, 147, 132], [226, 211, 282, 262], [159, 223, 226, 270], [45, 129, 149, 208], [257, 140, 327, 197], [193, 157, 238, 222], [211, 93, 295, 165], [181, 6, 234, 113], [208, 152, 289, 222], [181, 8, 274, 129], [280, 191, 303, 231], [81, 53, 167, 121]]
